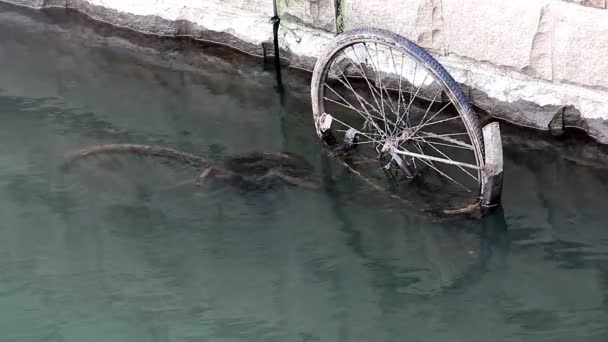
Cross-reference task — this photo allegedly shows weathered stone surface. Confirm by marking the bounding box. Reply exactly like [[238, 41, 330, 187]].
[[442, 0, 548, 71], [76, 0, 275, 52], [563, 0, 606, 8], [342, 0, 445, 52], [2, 0, 45, 6], [341, 0, 608, 89], [550, 1, 608, 89], [450, 54, 608, 142], [343, 0, 418, 38], [527, 4, 555, 81], [278, 0, 337, 32], [5, 0, 276, 56]]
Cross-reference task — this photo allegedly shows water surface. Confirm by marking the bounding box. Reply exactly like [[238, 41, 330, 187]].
[[0, 5, 607, 342]]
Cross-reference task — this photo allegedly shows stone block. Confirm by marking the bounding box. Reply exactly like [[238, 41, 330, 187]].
[[442, 0, 548, 71], [342, 0, 445, 52], [278, 0, 337, 33], [563, 0, 606, 9], [64, 0, 275, 55], [5, 0, 45, 6], [88, 0, 274, 17], [550, 1, 608, 89]]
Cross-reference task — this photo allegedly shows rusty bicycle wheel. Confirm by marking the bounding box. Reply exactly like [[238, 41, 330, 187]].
[[311, 28, 487, 214]]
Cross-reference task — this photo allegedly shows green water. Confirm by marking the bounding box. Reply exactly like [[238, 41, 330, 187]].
[[0, 4, 607, 342]]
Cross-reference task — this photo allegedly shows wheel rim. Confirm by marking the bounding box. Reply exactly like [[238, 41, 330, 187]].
[[312, 35, 484, 211]]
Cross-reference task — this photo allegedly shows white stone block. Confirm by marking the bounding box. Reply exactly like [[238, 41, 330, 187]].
[[342, 0, 445, 52], [550, 1, 608, 89], [563, 0, 606, 8], [278, 0, 337, 32], [442, 0, 548, 71]]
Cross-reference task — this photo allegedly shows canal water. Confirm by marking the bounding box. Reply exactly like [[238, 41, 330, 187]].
[[0, 4, 607, 342]]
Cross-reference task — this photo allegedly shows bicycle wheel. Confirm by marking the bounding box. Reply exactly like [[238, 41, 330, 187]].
[[311, 28, 485, 213]]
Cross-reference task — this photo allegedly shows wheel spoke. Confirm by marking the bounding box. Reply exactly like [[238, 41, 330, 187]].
[[332, 63, 393, 125], [346, 47, 399, 124], [322, 92, 383, 123], [323, 82, 387, 137], [347, 46, 385, 121], [335, 130, 382, 145], [389, 48, 404, 127], [406, 142, 471, 192], [415, 135, 479, 181], [337, 129, 384, 138], [417, 132, 474, 149], [365, 43, 386, 131], [354, 140, 381, 145], [404, 63, 418, 127], [363, 43, 397, 118], [328, 114, 386, 145], [404, 72, 430, 124], [418, 132, 469, 138], [391, 148, 480, 170], [372, 43, 398, 114], [408, 101, 452, 138], [410, 136, 473, 150], [396, 89, 441, 136], [416, 115, 461, 130]]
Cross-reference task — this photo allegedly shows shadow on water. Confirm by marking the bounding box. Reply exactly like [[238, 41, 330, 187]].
[[0, 2, 608, 341]]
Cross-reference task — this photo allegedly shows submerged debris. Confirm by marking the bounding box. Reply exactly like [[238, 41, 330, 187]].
[[61, 143, 499, 221], [62, 143, 321, 192]]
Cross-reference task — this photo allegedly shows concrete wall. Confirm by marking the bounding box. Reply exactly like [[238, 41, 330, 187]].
[[3, 0, 608, 143]]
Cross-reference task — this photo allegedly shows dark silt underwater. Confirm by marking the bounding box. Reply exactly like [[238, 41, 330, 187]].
[[0, 4, 607, 342]]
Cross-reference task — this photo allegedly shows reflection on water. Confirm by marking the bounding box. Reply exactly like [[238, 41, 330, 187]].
[[0, 4, 607, 342]]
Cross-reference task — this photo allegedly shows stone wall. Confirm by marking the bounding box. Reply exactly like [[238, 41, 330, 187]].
[[279, 0, 608, 142], [3, 0, 608, 143]]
